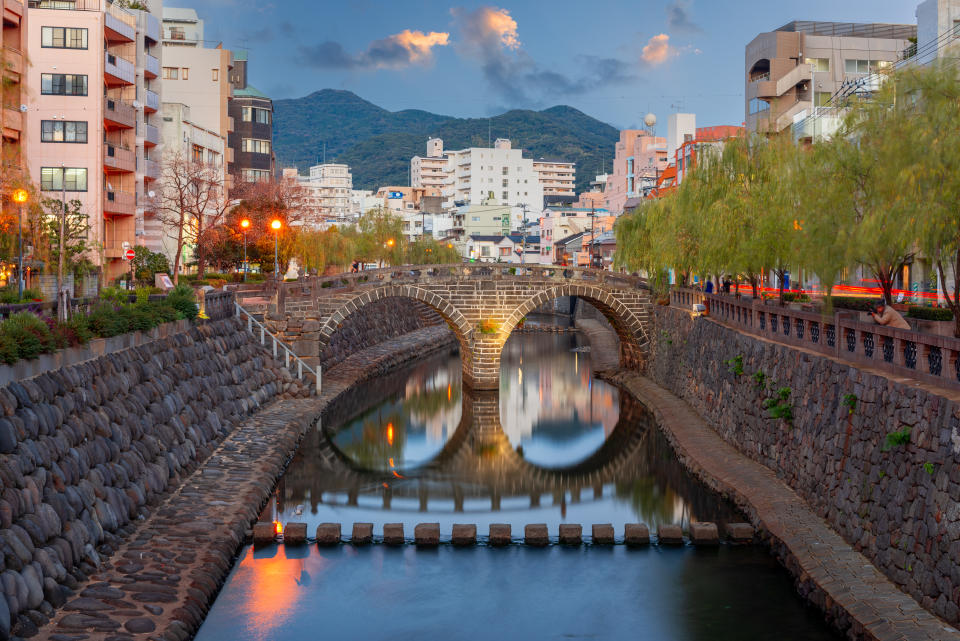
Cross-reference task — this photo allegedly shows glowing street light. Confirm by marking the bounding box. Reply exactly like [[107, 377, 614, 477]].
[[240, 218, 251, 282], [270, 219, 282, 277], [12, 189, 28, 299]]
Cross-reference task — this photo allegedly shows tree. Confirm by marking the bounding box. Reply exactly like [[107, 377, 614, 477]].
[[131, 246, 169, 284], [153, 153, 231, 284], [41, 198, 90, 282], [293, 227, 355, 275], [406, 236, 460, 265], [224, 178, 308, 275], [354, 208, 405, 267]]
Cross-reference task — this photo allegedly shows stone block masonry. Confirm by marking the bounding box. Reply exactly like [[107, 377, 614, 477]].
[[648, 306, 960, 629], [0, 317, 312, 640]]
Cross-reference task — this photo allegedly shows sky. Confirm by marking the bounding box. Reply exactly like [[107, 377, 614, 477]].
[[185, 0, 917, 130]]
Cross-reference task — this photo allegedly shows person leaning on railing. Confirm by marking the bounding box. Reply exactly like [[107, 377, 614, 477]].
[[871, 301, 910, 330]]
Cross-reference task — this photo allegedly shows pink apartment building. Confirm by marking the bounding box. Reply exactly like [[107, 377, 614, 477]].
[[24, 0, 162, 283]]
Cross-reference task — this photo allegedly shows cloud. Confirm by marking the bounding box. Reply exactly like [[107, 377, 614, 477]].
[[641, 33, 675, 65], [666, 0, 702, 33], [299, 29, 450, 70], [450, 6, 633, 105]]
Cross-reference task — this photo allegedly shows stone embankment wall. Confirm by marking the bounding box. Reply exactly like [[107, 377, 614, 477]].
[[648, 306, 960, 625], [0, 318, 305, 636], [271, 298, 448, 372]]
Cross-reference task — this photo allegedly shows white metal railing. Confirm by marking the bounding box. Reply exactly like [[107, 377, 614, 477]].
[[235, 302, 321, 394]]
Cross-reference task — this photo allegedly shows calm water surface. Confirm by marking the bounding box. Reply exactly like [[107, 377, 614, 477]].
[[195, 323, 843, 641]]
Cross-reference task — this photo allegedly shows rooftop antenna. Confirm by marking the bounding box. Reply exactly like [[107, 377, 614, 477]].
[[670, 101, 684, 113], [323, 141, 326, 164]]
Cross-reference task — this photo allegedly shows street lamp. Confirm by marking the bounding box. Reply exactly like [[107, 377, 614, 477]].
[[240, 219, 250, 282], [270, 219, 282, 277], [12, 189, 28, 299]]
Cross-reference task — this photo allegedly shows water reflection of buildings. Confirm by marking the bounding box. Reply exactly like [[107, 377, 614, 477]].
[[403, 360, 462, 444], [499, 333, 619, 445]]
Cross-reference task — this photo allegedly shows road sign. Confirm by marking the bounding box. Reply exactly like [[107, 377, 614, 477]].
[[123, 248, 135, 260]]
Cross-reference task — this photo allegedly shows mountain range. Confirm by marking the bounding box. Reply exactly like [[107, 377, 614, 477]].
[[271, 90, 620, 194]]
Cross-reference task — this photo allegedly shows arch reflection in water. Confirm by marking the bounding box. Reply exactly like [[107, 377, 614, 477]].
[[273, 333, 744, 532]]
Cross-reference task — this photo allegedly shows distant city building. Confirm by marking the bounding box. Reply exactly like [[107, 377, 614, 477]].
[[2, 0, 25, 177], [350, 189, 378, 219], [675, 125, 745, 185], [746, 20, 915, 135], [539, 206, 614, 265], [288, 163, 353, 227], [161, 7, 233, 191], [916, 1, 960, 64], [228, 50, 274, 187], [374, 186, 443, 241], [24, 0, 163, 280], [666, 113, 697, 164], [605, 131, 668, 214], [411, 138, 573, 211], [573, 173, 607, 209], [451, 199, 515, 254]]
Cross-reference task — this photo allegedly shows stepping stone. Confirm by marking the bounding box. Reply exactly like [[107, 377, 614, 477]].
[[592, 523, 615, 545], [316, 523, 341, 546], [489, 523, 511, 546], [624, 523, 650, 546], [689, 522, 719, 546], [726, 522, 755, 544], [383, 523, 404, 545], [525, 524, 549, 547], [657, 524, 684, 545], [283, 522, 307, 545], [415, 523, 440, 546], [252, 522, 276, 547], [451, 524, 477, 546], [351, 522, 373, 545], [559, 524, 582, 545]]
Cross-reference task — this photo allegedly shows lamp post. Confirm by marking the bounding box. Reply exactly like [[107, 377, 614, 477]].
[[270, 219, 282, 278], [12, 189, 28, 299], [240, 218, 250, 282]]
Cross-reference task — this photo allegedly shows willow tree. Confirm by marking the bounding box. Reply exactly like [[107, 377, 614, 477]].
[[839, 78, 916, 304], [293, 227, 355, 275], [899, 63, 960, 336]]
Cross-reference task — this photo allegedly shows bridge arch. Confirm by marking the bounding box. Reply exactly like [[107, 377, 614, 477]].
[[499, 284, 650, 371], [316, 284, 475, 377]]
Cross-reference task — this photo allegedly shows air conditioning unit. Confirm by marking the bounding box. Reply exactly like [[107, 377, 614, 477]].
[[133, 101, 142, 109]]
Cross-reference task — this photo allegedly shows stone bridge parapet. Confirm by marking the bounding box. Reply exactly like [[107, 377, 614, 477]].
[[267, 264, 652, 389]]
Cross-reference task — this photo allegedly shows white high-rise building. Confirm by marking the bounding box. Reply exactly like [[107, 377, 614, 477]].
[[285, 164, 354, 228], [411, 137, 447, 190], [443, 139, 543, 213], [667, 113, 696, 163]]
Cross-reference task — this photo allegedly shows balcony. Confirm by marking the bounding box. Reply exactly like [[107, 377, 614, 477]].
[[2, 46, 22, 81], [143, 158, 159, 181], [104, 51, 135, 86], [144, 89, 159, 113], [103, 189, 135, 216], [103, 96, 135, 129], [103, 240, 132, 259], [2, 106, 21, 140], [104, 11, 135, 44], [143, 123, 159, 147], [104, 143, 135, 173], [144, 53, 159, 79], [3, 0, 24, 24], [756, 64, 812, 99], [143, 11, 160, 43]]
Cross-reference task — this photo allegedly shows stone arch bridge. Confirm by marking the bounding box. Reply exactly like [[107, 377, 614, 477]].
[[262, 264, 652, 390]]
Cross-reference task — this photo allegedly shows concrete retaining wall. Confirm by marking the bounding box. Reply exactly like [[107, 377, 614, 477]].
[[648, 306, 960, 625], [0, 318, 304, 635]]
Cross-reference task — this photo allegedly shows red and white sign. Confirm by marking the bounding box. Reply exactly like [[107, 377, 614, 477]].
[[123, 248, 136, 260]]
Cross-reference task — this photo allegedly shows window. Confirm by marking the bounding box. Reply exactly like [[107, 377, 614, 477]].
[[749, 98, 770, 114], [481, 246, 490, 257], [805, 57, 829, 72], [241, 169, 271, 182], [212, 68, 219, 81], [471, 216, 480, 222], [502, 167, 508, 175], [162, 67, 178, 80], [502, 191, 508, 201], [845, 59, 891, 75], [41, 27, 88, 49], [241, 106, 271, 124], [241, 138, 271, 154], [40, 167, 87, 191], [181, 67, 189, 80], [814, 91, 831, 107], [191, 144, 203, 163], [41, 73, 87, 96], [41, 120, 87, 143], [502, 179, 508, 187], [169, 26, 185, 40], [499, 247, 510, 256]]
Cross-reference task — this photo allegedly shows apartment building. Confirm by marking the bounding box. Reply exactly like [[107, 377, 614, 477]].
[[373, 185, 443, 241], [2, 0, 25, 176], [916, 0, 960, 63], [605, 130, 668, 214], [443, 138, 543, 214], [411, 137, 446, 190], [228, 50, 273, 187], [531, 158, 576, 199], [24, 0, 163, 282], [675, 125, 745, 185], [286, 163, 353, 228], [745, 21, 915, 134], [539, 206, 614, 265]]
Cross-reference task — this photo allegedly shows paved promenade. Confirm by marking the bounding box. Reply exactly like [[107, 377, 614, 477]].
[[612, 372, 960, 641], [31, 326, 454, 641]]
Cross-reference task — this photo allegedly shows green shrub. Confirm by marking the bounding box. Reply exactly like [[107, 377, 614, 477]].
[[0, 312, 56, 360], [906, 306, 953, 321], [781, 292, 810, 303], [725, 355, 744, 376], [883, 426, 912, 451], [87, 302, 129, 337], [0, 332, 17, 364], [58, 315, 92, 346], [100, 286, 130, 307], [165, 286, 198, 320], [0, 289, 19, 304], [763, 387, 794, 422], [20, 288, 42, 301], [830, 296, 876, 312]]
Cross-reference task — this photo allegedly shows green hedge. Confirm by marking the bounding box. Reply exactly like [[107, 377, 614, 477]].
[[0, 287, 197, 364], [781, 292, 811, 303], [829, 296, 877, 312], [907, 306, 954, 321]]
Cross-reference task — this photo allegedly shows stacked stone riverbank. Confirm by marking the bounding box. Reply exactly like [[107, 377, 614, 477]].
[[647, 305, 960, 628]]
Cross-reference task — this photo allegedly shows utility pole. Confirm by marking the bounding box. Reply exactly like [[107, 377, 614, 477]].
[[590, 207, 595, 269], [520, 204, 528, 266]]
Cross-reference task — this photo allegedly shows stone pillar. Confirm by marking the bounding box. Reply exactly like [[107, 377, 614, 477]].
[[462, 334, 502, 390]]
